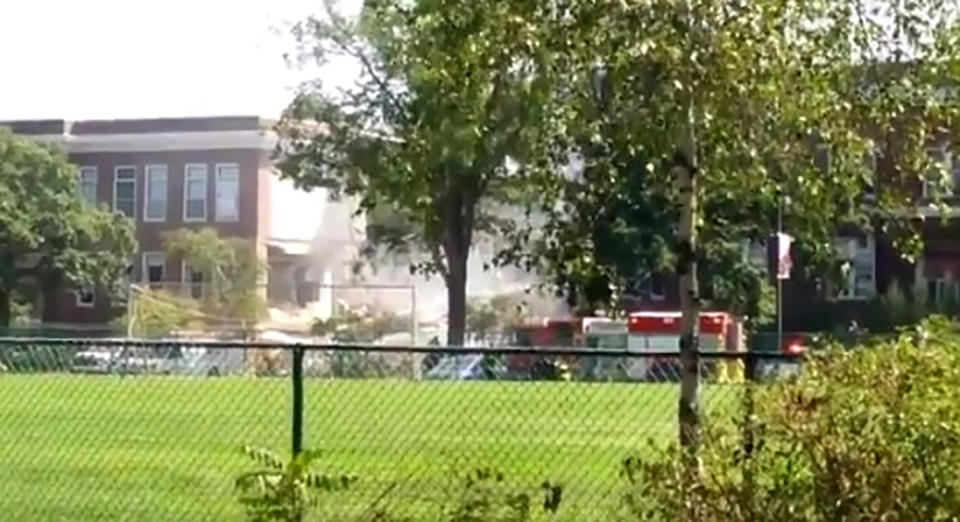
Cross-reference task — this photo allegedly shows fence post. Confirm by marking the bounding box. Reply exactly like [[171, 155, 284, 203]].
[[742, 351, 758, 512], [292, 346, 304, 457]]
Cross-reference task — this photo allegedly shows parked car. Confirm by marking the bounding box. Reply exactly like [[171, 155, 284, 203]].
[[155, 346, 246, 377], [71, 348, 118, 374], [425, 354, 506, 380]]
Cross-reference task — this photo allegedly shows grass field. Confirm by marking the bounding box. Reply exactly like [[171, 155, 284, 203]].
[[0, 374, 740, 520]]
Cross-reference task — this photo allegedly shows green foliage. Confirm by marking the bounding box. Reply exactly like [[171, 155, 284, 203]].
[[124, 288, 201, 336], [466, 300, 499, 344], [502, 0, 960, 315], [466, 294, 530, 344], [446, 468, 562, 522], [164, 228, 266, 330], [0, 127, 136, 325], [0, 343, 75, 372], [235, 446, 356, 522], [278, 0, 560, 344], [311, 305, 410, 343], [9, 288, 36, 327], [621, 318, 960, 521], [863, 279, 921, 332]]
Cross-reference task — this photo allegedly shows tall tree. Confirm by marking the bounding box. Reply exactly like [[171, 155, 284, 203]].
[[276, 0, 557, 345], [506, 0, 960, 449], [0, 128, 136, 326]]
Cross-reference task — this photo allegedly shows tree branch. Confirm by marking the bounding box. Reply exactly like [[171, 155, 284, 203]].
[[431, 243, 449, 283], [323, 2, 407, 123]]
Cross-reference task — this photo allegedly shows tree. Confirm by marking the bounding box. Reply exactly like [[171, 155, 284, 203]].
[[311, 305, 410, 343], [0, 127, 136, 326], [277, 0, 558, 345], [163, 228, 266, 334], [123, 287, 199, 337], [507, 0, 960, 449]]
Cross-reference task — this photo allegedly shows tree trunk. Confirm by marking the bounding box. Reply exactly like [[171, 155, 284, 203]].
[[442, 185, 474, 348], [0, 288, 10, 328], [445, 247, 468, 347], [675, 112, 701, 451]]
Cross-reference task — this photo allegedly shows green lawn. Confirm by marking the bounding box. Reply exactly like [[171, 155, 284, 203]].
[[0, 374, 740, 520]]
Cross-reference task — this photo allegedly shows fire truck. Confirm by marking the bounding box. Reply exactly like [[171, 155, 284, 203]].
[[503, 311, 752, 381], [504, 318, 582, 379], [625, 311, 740, 380]]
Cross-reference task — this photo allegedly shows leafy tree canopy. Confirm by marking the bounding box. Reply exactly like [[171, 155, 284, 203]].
[[277, 0, 560, 344], [501, 0, 960, 322], [0, 127, 136, 326], [163, 228, 266, 331]]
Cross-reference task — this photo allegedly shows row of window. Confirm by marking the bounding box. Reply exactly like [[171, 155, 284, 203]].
[[743, 236, 876, 300], [814, 143, 960, 199], [78, 164, 240, 223], [143, 252, 204, 297], [74, 252, 207, 308]]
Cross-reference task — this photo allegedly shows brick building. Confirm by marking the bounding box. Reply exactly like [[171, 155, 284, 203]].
[[4, 116, 279, 324]]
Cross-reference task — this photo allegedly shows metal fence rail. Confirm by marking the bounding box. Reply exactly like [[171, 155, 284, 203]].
[[0, 338, 800, 521]]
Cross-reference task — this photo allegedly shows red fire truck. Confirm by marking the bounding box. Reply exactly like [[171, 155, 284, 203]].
[[625, 311, 739, 380], [503, 312, 750, 380]]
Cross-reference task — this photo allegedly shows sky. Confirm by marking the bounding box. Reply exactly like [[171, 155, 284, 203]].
[[0, 0, 359, 121]]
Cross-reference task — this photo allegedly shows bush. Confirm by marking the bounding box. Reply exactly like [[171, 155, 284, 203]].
[[234, 446, 356, 521], [621, 318, 960, 521], [445, 468, 563, 522], [0, 344, 76, 372]]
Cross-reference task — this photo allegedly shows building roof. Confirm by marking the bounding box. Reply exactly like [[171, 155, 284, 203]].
[[0, 115, 277, 152]]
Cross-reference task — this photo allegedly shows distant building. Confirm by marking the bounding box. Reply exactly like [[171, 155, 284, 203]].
[[3, 116, 324, 326], [627, 143, 960, 333]]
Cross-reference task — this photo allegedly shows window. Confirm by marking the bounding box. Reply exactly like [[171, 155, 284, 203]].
[[182, 261, 204, 299], [75, 287, 95, 308], [78, 167, 97, 205], [923, 146, 952, 198], [864, 147, 879, 200], [927, 278, 959, 308], [952, 150, 960, 191], [215, 164, 240, 222], [833, 236, 876, 300], [743, 239, 768, 273], [183, 164, 208, 221], [143, 252, 166, 288], [144, 164, 168, 222], [114, 166, 137, 217]]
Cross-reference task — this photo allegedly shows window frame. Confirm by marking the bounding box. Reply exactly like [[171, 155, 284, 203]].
[[143, 164, 169, 223], [922, 145, 951, 199], [183, 163, 209, 222], [142, 251, 166, 286], [832, 236, 876, 301], [181, 260, 205, 300], [214, 163, 240, 222], [78, 166, 98, 205], [864, 146, 880, 201], [75, 287, 95, 308], [113, 166, 137, 218]]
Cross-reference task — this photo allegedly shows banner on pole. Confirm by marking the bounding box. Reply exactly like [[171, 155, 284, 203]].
[[776, 232, 794, 280]]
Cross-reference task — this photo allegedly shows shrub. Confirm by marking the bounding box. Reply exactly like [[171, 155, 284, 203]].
[[621, 318, 960, 521], [445, 468, 563, 522], [234, 446, 356, 521]]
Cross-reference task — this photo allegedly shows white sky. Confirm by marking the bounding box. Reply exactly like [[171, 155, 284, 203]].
[[0, 0, 359, 121]]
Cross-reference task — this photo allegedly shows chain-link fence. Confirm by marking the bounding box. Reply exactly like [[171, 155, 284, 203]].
[[0, 338, 799, 521]]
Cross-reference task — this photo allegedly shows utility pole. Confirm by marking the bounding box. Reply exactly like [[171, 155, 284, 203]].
[[777, 192, 783, 353]]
